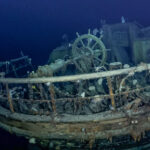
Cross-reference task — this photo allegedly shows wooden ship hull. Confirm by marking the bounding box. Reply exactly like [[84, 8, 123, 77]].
[[0, 104, 150, 142], [0, 63, 150, 149], [1, 24, 150, 149]]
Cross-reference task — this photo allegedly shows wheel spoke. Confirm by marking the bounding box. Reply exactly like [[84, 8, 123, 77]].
[[91, 41, 98, 49], [87, 38, 91, 47], [79, 40, 86, 48], [75, 47, 82, 56], [94, 49, 102, 56], [94, 57, 102, 63]]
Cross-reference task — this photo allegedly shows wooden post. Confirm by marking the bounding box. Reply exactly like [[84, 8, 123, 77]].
[[49, 84, 56, 114], [28, 84, 33, 100], [5, 83, 14, 113], [38, 84, 45, 100], [11, 64, 18, 77], [106, 77, 116, 110]]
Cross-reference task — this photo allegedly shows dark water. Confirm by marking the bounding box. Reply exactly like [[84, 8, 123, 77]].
[[0, 0, 150, 65], [0, 128, 28, 150], [1, 0, 150, 149]]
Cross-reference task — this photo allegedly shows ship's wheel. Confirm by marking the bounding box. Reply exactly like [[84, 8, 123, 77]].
[[72, 29, 107, 73]]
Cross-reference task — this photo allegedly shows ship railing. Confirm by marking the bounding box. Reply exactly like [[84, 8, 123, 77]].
[[0, 63, 150, 114]]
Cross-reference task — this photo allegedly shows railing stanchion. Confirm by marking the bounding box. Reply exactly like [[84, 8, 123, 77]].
[[28, 84, 33, 100], [107, 77, 116, 110], [49, 84, 56, 114], [38, 84, 44, 100], [5, 83, 14, 113]]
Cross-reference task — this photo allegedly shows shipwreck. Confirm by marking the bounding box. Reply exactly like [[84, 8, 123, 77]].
[[1, 22, 150, 149]]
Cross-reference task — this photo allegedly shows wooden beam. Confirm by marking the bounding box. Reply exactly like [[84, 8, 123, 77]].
[[0, 63, 149, 84]]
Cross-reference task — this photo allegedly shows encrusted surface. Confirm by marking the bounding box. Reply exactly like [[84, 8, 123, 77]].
[[0, 105, 150, 141]]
